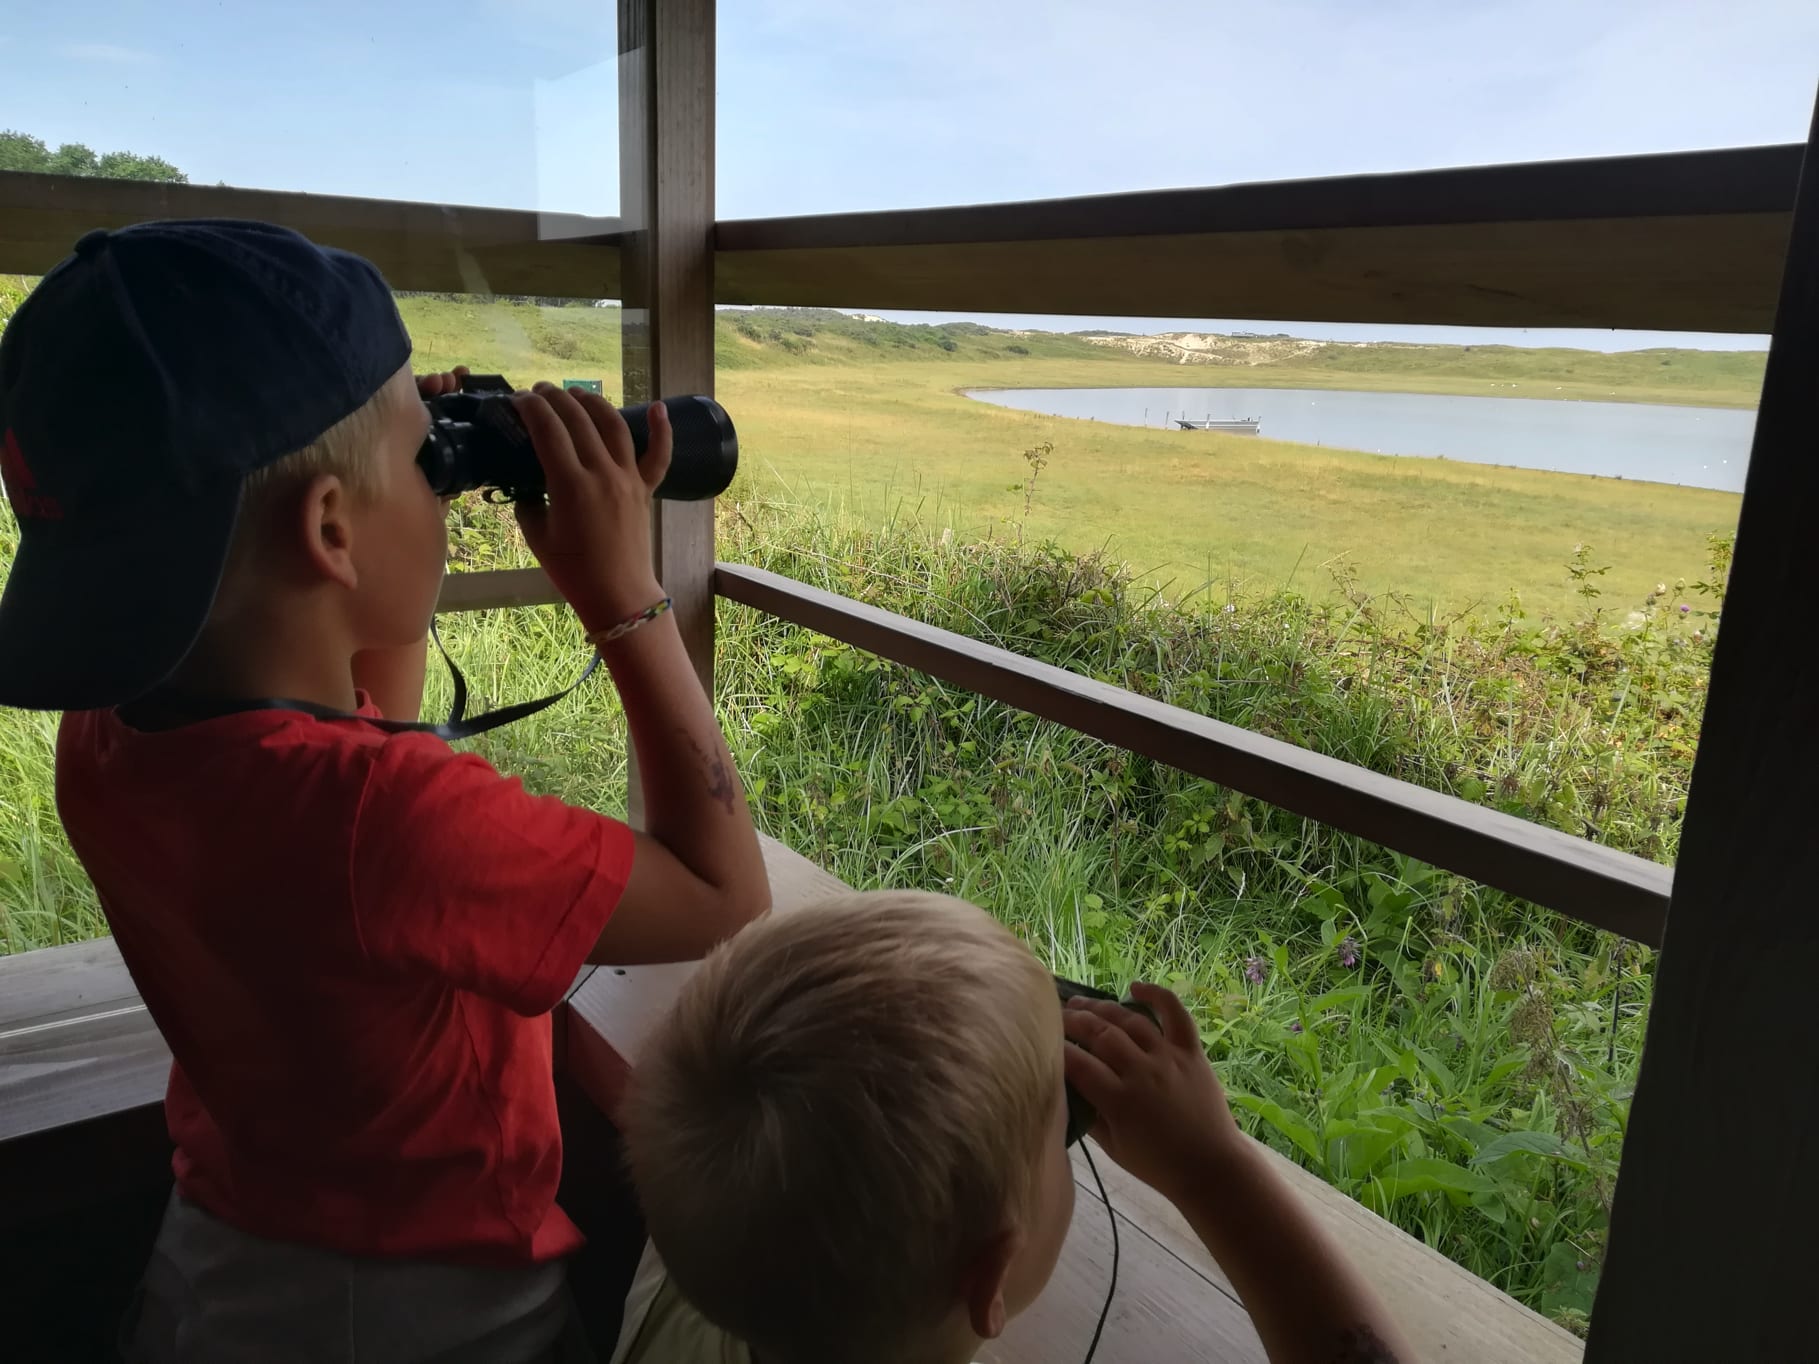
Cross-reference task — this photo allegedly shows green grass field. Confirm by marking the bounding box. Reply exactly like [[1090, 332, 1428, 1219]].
[[402, 299, 1754, 617]]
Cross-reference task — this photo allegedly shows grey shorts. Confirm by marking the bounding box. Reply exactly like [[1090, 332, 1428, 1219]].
[[122, 1192, 598, 1364]]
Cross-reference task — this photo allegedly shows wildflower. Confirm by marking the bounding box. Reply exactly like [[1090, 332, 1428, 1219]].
[[1244, 955, 1268, 984], [1679, 603, 1690, 614], [1222, 602, 1237, 615], [1288, 1020, 1303, 1034], [1336, 936, 1360, 968], [1655, 582, 1667, 596]]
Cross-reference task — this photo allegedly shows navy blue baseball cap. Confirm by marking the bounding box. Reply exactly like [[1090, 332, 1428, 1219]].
[[0, 219, 411, 710]]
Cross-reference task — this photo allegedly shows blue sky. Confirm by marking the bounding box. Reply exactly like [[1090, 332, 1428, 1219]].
[[9, 0, 1817, 350]]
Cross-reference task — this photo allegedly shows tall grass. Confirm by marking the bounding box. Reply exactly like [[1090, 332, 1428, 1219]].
[[0, 485, 1723, 1327], [708, 494, 1717, 1330]]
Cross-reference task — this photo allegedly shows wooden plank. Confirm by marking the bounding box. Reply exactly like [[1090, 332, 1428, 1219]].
[[617, 0, 716, 699], [0, 938, 166, 1144], [716, 562, 1672, 944], [715, 145, 1799, 332], [1586, 102, 1819, 1359], [1074, 1141, 1582, 1363], [0, 936, 140, 1030], [720, 145, 1800, 247], [0, 171, 621, 298], [988, 1156, 1267, 1364], [436, 566, 560, 614], [717, 214, 1789, 334], [0, 939, 171, 1227]]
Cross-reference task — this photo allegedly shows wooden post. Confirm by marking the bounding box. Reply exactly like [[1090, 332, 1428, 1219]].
[[619, 0, 715, 686], [1586, 93, 1819, 1359], [618, 0, 715, 824]]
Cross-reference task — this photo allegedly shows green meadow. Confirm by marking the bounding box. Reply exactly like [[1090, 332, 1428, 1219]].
[[404, 298, 1754, 617]]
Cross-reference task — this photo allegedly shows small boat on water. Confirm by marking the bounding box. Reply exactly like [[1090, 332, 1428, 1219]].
[[1177, 416, 1262, 435]]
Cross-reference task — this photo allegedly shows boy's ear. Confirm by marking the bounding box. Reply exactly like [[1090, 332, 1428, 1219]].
[[958, 1227, 1023, 1341], [297, 473, 359, 591]]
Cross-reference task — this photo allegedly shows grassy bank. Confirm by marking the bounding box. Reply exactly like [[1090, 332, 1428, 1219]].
[[0, 282, 1755, 614], [393, 297, 1750, 617]]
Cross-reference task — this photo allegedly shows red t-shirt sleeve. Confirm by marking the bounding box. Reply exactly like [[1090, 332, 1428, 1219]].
[[348, 732, 634, 1016]]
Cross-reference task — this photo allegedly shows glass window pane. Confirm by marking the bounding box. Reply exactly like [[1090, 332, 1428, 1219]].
[[7, 0, 619, 214]]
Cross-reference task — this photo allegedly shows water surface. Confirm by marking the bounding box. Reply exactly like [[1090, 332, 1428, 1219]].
[[966, 386, 1754, 492]]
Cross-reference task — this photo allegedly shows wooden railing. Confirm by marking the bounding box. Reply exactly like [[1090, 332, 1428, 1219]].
[[1, 141, 1800, 328], [715, 144, 1802, 331], [431, 560, 1672, 945]]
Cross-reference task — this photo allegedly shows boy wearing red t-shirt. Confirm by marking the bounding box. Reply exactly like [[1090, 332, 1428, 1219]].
[[0, 221, 769, 1360]]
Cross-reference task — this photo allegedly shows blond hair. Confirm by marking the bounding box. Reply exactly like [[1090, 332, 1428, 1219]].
[[239, 380, 398, 510], [623, 891, 1060, 1363], [212, 380, 403, 617]]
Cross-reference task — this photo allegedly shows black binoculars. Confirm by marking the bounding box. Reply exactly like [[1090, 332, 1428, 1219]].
[[417, 374, 738, 504]]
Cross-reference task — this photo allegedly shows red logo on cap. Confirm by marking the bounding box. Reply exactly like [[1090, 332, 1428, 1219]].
[[1, 429, 62, 519]]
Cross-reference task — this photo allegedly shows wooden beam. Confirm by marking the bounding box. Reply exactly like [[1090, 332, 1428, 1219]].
[[0, 171, 622, 298], [716, 562, 1671, 944], [431, 561, 1671, 939], [715, 145, 1800, 332], [617, 0, 716, 699], [1586, 103, 1819, 1358], [436, 566, 559, 614]]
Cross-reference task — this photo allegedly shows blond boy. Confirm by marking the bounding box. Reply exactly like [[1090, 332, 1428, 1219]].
[[616, 892, 1414, 1364], [0, 220, 769, 1359]]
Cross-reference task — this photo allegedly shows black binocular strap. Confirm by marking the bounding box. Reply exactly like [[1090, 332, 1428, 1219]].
[[120, 621, 600, 741]]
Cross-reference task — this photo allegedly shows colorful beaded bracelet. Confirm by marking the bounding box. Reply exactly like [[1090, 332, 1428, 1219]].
[[586, 596, 673, 647]]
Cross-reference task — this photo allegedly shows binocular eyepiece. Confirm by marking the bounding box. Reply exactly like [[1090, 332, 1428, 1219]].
[[417, 374, 738, 504]]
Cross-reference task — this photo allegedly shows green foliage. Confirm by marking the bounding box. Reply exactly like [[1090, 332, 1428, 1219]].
[[702, 496, 1722, 1326], [0, 479, 1724, 1325], [0, 129, 187, 183]]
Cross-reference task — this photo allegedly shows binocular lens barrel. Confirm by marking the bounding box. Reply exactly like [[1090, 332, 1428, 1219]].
[[418, 379, 737, 504]]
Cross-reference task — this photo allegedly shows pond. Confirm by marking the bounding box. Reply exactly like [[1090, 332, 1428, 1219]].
[[965, 386, 1755, 493]]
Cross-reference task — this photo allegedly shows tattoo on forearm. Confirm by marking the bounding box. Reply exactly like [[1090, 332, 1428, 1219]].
[[685, 732, 738, 816], [1328, 1325, 1402, 1364]]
